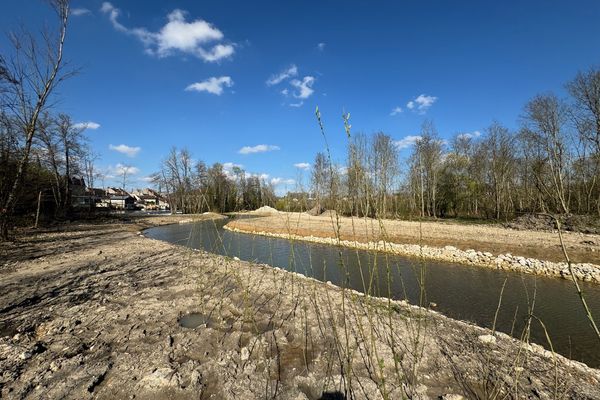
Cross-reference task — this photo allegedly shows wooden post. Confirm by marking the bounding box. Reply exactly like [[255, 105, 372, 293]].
[[35, 191, 42, 229]]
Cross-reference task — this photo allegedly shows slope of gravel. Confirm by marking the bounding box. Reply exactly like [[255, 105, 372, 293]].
[[226, 213, 600, 281]]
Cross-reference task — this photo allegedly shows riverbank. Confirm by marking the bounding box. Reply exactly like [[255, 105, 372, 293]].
[[226, 212, 600, 283], [1, 215, 599, 399]]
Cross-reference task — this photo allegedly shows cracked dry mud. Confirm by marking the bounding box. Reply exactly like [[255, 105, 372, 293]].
[[1, 215, 599, 399]]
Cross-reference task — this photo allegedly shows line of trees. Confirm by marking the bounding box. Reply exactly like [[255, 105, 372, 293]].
[[309, 67, 600, 220], [152, 147, 276, 214], [0, 0, 85, 238]]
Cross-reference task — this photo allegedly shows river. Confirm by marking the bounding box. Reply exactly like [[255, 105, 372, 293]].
[[145, 218, 600, 368]]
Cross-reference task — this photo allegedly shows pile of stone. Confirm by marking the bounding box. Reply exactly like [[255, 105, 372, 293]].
[[250, 206, 280, 215]]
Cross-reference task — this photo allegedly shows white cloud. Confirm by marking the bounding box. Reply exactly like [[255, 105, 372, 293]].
[[457, 130, 481, 140], [407, 94, 437, 114], [394, 135, 422, 149], [290, 76, 315, 99], [317, 42, 326, 51], [266, 65, 298, 86], [223, 162, 243, 170], [141, 176, 155, 183], [390, 106, 403, 116], [271, 177, 295, 186], [222, 162, 246, 179], [243, 172, 270, 181], [111, 163, 140, 176], [294, 162, 310, 170], [73, 121, 100, 130], [100, 2, 234, 62], [109, 144, 141, 157], [266, 66, 315, 106], [222, 162, 244, 179], [238, 144, 280, 155], [71, 8, 91, 16], [185, 76, 233, 95]]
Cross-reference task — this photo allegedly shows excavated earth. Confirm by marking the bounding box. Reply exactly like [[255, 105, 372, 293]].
[[1, 214, 599, 399], [226, 213, 600, 283]]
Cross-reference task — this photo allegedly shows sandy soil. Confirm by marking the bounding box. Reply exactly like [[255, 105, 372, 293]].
[[1, 215, 599, 399], [228, 212, 600, 265]]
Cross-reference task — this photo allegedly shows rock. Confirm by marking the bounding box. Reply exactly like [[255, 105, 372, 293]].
[[49, 361, 60, 372], [139, 368, 176, 389], [442, 395, 466, 400], [478, 334, 496, 345], [240, 347, 250, 361]]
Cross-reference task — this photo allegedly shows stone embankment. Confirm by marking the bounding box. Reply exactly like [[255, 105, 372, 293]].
[[224, 225, 600, 283]]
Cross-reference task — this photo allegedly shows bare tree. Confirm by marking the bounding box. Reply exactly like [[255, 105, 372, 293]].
[[369, 132, 398, 217], [82, 147, 99, 192], [0, 0, 71, 238], [347, 133, 369, 216], [120, 163, 131, 192], [311, 152, 330, 209], [567, 67, 600, 152], [56, 113, 85, 213], [411, 120, 444, 217], [567, 67, 600, 215], [522, 94, 572, 214], [482, 122, 515, 219]]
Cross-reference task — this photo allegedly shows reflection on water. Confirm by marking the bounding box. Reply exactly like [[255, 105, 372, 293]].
[[145, 218, 600, 368], [179, 313, 209, 329]]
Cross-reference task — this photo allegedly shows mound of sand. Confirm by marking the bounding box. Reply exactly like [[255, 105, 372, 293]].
[[250, 205, 280, 215]]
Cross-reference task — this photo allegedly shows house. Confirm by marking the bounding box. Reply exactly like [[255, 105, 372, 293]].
[[69, 176, 98, 208], [131, 188, 170, 210], [104, 187, 136, 209], [89, 188, 109, 208]]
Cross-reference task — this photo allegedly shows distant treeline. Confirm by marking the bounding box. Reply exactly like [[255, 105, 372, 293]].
[[152, 148, 276, 214], [302, 68, 600, 220]]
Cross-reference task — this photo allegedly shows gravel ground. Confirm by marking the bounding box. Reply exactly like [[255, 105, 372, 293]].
[[1, 215, 599, 399]]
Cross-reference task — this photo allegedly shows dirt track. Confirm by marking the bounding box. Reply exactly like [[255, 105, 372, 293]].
[[1, 215, 599, 399], [228, 212, 600, 264]]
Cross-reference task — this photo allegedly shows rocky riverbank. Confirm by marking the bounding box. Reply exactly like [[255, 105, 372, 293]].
[[1, 215, 600, 399], [226, 213, 600, 284], [225, 225, 600, 283]]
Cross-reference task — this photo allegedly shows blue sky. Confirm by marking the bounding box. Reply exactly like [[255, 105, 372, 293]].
[[3, 1, 600, 192]]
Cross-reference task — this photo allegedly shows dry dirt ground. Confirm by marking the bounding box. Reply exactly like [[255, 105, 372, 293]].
[[227, 213, 600, 265], [1, 215, 599, 399]]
